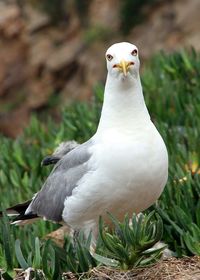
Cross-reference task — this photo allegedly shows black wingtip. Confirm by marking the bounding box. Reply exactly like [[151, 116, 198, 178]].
[[7, 200, 32, 213], [0, 200, 39, 225], [0, 200, 31, 218], [13, 212, 38, 221], [41, 156, 60, 166]]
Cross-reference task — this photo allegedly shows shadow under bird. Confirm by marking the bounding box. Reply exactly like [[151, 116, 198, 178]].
[[1, 42, 168, 243]]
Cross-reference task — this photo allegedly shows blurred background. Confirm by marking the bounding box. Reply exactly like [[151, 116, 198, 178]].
[[0, 0, 200, 138]]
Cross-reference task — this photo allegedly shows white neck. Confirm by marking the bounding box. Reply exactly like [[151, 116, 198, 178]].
[[96, 73, 150, 135]]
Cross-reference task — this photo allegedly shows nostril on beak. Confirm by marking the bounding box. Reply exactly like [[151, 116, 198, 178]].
[[112, 61, 134, 76]]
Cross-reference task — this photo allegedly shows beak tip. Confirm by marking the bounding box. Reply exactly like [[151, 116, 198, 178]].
[[121, 59, 128, 77]]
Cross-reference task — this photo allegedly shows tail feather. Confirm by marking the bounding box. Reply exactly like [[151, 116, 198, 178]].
[[0, 200, 38, 224]]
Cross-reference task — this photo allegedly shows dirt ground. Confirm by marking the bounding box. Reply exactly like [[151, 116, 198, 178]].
[[5, 256, 200, 280], [82, 256, 200, 280]]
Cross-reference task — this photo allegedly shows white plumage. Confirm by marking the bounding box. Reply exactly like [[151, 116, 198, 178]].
[[8, 42, 168, 241], [62, 42, 168, 232]]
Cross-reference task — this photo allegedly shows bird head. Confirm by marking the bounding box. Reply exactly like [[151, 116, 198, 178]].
[[105, 42, 140, 80]]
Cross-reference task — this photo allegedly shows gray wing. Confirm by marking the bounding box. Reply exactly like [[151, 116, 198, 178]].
[[26, 139, 93, 222], [41, 141, 79, 166]]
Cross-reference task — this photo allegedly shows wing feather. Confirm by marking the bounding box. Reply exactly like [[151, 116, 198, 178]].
[[26, 140, 92, 222]]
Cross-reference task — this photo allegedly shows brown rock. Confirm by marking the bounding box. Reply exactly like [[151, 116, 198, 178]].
[[28, 36, 53, 76], [46, 38, 82, 73], [0, 2, 24, 38], [89, 0, 120, 30], [0, 107, 30, 138], [78, 42, 106, 88], [1, 0, 200, 138], [61, 68, 92, 102], [128, 0, 200, 59], [26, 76, 53, 109], [25, 5, 50, 34], [0, 40, 28, 97]]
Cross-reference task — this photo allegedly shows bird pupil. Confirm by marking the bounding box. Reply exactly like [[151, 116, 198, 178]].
[[107, 54, 113, 61], [132, 49, 137, 56]]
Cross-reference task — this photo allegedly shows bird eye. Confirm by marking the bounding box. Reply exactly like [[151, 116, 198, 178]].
[[131, 49, 138, 56], [106, 54, 113, 61]]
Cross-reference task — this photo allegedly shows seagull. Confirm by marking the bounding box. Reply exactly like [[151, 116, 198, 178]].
[[2, 42, 168, 241]]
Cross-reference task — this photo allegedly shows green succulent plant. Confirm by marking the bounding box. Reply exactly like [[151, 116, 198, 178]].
[[96, 212, 165, 270]]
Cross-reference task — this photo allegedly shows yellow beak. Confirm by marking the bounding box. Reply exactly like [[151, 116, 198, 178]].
[[116, 59, 130, 76]]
